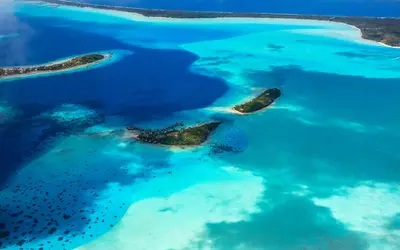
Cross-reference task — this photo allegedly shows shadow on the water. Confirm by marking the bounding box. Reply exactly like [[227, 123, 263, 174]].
[[0, 14, 229, 183], [221, 65, 400, 184], [199, 192, 368, 250], [0, 15, 229, 249], [194, 65, 400, 250]]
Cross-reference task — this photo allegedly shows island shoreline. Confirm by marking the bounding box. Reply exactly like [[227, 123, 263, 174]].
[[0, 53, 112, 80], [123, 122, 222, 148], [18, 0, 400, 48], [232, 88, 281, 114]]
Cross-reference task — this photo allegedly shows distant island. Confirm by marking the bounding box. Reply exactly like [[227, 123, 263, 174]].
[[126, 122, 222, 146], [0, 53, 110, 79], [233, 88, 281, 114], [20, 0, 400, 47]]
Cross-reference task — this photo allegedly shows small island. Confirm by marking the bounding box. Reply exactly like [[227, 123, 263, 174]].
[[233, 88, 281, 114], [0, 54, 110, 79], [126, 121, 222, 146], [20, 0, 400, 47]]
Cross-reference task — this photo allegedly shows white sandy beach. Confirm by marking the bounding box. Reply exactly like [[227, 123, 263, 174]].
[[27, 0, 400, 49], [206, 105, 277, 116], [0, 49, 135, 82], [0, 53, 112, 81], [2, 2, 399, 250]]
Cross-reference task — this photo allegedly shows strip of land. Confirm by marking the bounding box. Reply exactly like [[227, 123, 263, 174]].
[[20, 0, 400, 47], [233, 88, 281, 114], [0, 53, 110, 79], [126, 122, 222, 146]]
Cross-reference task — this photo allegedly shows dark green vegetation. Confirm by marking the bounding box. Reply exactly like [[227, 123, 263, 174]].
[[23, 0, 400, 47], [127, 122, 222, 146], [0, 54, 105, 78], [331, 17, 400, 47], [234, 88, 281, 114]]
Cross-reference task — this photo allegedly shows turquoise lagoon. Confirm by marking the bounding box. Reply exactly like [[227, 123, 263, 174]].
[[0, 1, 400, 250]]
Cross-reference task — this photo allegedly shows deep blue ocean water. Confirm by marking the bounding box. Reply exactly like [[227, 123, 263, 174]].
[[0, 14, 232, 184], [0, 1, 400, 250]]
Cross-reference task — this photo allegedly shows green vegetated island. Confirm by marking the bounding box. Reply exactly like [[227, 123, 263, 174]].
[[125, 85, 280, 147], [124, 88, 281, 147], [126, 122, 222, 147], [0, 54, 109, 79], [21, 0, 400, 47], [233, 88, 281, 114]]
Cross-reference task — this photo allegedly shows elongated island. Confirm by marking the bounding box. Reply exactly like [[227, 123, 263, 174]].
[[0, 54, 110, 79], [20, 0, 400, 47], [126, 122, 222, 146], [233, 88, 281, 114]]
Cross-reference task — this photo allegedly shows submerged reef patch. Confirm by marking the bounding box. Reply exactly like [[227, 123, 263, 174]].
[[1, 1, 399, 250], [40, 104, 102, 129], [0, 103, 17, 124], [267, 44, 285, 51]]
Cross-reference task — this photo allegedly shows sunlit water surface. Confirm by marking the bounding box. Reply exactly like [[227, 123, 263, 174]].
[[0, 1, 400, 250]]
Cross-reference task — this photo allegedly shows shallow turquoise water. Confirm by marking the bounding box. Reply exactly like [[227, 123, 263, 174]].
[[0, 1, 400, 250]]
